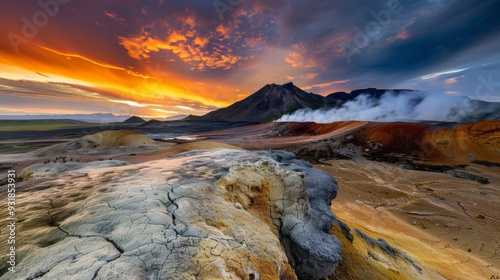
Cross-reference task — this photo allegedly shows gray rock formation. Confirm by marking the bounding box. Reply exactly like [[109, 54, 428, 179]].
[[0, 149, 342, 279]]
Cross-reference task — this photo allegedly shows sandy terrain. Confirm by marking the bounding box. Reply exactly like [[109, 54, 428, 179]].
[[316, 159, 500, 279]]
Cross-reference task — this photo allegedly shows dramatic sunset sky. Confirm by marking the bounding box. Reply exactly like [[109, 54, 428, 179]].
[[1, 0, 499, 118]]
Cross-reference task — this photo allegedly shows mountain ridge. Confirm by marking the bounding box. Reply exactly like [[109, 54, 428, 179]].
[[191, 83, 419, 122], [193, 82, 326, 122]]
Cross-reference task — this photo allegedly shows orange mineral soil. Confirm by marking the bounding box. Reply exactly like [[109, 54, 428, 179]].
[[318, 159, 500, 280]]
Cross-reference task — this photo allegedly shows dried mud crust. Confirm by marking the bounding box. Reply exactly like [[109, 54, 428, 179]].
[[0, 149, 346, 279]]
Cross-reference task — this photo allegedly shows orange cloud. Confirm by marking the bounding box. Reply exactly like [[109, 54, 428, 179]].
[[119, 15, 246, 71], [38, 45, 129, 72]]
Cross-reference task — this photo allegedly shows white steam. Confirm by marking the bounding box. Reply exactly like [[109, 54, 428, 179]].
[[277, 91, 477, 123]]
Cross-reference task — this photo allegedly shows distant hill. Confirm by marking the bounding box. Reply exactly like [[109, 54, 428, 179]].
[[140, 119, 161, 127], [122, 116, 146, 124], [459, 100, 500, 122], [161, 115, 189, 121], [325, 88, 416, 106], [194, 82, 325, 122]]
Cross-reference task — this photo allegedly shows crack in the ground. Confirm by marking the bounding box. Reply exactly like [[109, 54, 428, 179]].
[[457, 202, 474, 220]]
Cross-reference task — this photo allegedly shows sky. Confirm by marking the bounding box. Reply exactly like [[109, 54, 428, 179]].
[[0, 0, 499, 118]]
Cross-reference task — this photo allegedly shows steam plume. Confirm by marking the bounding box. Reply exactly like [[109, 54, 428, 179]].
[[277, 91, 481, 123]]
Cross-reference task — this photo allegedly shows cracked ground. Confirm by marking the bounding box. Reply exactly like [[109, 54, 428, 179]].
[[0, 149, 347, 280]]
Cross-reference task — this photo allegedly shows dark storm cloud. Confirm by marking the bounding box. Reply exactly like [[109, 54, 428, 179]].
[[280, 0, 500, 95], [347, 0, 500, 75]]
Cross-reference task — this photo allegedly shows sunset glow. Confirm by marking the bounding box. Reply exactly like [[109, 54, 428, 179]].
[[1, 1, 499, 118]]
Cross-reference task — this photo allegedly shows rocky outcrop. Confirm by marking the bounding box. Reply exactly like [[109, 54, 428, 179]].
[[217, 151, 342, 279], [0, 149, 343, 279]]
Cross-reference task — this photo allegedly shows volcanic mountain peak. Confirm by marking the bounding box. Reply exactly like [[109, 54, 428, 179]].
[[255, 82, 306, 98], [267, 81, 295, 91], [198, 82, 326, 122]]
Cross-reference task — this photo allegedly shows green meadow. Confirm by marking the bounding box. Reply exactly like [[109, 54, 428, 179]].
[[0, 120, 99, 131]]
